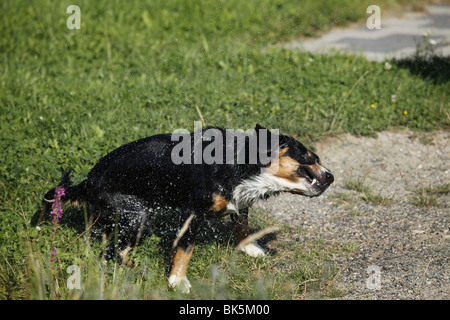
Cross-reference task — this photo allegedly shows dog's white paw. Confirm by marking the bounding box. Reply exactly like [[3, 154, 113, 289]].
[[168, 275, 192, 294], [240, 241, 266, 257]]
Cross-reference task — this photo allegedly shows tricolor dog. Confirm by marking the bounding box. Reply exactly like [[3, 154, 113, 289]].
[[42, 124, 333, 293]]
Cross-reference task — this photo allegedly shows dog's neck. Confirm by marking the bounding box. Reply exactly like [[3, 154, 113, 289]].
[[232, 171, 283, 211]]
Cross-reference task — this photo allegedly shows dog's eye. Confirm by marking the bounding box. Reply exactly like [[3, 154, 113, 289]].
[[301, 153, 318, 165], [297, 166, 315, 181]]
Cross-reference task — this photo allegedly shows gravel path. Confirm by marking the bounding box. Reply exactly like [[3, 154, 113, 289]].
[[255, 130, 449, 299]]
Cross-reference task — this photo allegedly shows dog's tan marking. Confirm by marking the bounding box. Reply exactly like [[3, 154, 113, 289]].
[[119, 246, 134, 267], [210, 193, 228, 212], [266, 148, 300, 183], [307, 164, 322, 174], [170, 245, 194, 279]]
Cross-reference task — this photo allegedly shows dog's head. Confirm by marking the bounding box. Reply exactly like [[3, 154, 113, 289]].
[[255, 124, 334, 197]]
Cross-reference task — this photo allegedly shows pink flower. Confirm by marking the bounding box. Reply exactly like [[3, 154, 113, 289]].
[[50, 247, 57, 261], [50, 186, 65, 261], [50, 186, 65, 221]]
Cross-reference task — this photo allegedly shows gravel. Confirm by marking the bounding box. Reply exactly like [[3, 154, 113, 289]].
[[254, 130, 449, 299]]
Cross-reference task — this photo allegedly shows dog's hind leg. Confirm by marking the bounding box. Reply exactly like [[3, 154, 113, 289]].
[[119, 246, 134, 267], [101, 194, 155, 265], [116, 212, 151, 267]]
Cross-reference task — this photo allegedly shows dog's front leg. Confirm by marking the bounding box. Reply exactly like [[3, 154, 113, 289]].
[[168, 212, 200, 294], [231, 209, 266, 258], [168, 243, 194, 294]]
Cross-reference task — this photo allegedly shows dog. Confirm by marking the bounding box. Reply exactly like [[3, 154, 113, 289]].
[[42, 124, 333, 293]]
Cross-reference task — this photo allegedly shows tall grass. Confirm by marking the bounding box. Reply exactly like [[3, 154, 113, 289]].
[[5, 208, 350, 299]]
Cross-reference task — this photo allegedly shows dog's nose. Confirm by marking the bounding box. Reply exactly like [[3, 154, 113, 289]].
[[324, 171, 334, 185]]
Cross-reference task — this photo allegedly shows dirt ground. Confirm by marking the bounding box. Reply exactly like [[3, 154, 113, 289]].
[[255, 130, 449, 299]]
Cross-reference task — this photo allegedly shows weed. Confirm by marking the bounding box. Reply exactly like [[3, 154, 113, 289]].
[[329, 192, 355, 207], [361, 192, 394, 206], [344, 177, 370, 194], [343, 177, 394, 206], [412, 184, 449, 208]]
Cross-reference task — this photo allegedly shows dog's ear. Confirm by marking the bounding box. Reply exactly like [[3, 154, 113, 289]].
[[254, 125, 282, 165], [254, 124, 273, 143], [254, 124, 272, 146], [255, 124, 270, 133], [278, 135, 290, 149]]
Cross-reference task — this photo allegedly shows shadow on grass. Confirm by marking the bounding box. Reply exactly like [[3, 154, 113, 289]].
[[31, 204, 277, 273], [394, 54, 450, 84]]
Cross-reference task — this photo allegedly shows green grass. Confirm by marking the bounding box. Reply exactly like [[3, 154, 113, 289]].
[[337, 176, 394, 211], [1, 0, 449, 299], [412, 183, 450, 208], [344, 177, 371, 194]]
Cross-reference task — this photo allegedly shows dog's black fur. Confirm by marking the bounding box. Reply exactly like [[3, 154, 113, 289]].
[[41, 124, 333, 290]]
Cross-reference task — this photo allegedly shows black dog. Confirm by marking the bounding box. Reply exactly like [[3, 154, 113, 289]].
[[42, 124, 333, 293]]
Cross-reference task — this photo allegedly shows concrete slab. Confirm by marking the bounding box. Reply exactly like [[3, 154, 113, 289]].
[[285, 5, 450, 62]]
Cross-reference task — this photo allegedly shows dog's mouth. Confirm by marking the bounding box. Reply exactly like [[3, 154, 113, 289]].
[[308, 177, 319, 187], [306, 177, 331, 197], [296, 165, 334, 197]]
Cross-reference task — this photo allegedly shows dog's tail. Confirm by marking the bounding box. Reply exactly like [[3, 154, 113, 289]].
[[42, 168, 87, 213]]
